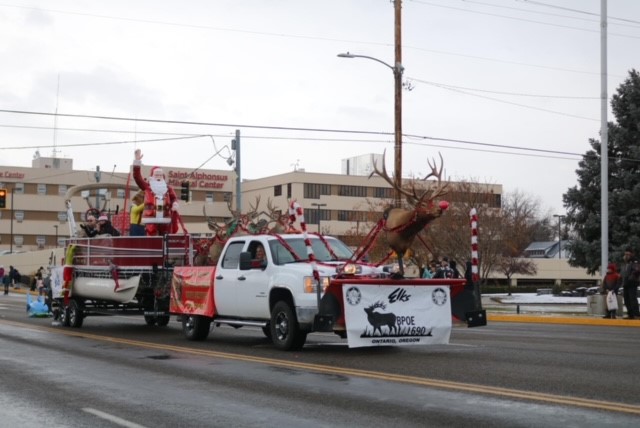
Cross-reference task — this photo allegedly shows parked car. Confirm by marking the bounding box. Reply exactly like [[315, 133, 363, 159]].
[[586, 286, 601, 296]]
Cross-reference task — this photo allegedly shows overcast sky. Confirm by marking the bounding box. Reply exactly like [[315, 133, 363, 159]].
[[1, 0, 639, 216]]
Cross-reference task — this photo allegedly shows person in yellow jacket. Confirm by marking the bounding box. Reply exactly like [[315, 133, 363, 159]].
[[129, 191, 146, 236]]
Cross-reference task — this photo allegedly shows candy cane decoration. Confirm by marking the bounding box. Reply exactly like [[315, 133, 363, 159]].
[[470, 208, 479, 283], [289, 201, 321, 284]]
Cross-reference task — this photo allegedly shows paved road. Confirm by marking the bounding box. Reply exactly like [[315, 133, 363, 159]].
[[2, 292, 640, 427]]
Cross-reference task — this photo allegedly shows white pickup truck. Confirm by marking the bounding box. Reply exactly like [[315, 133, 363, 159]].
[[170, 233, 473, 350]]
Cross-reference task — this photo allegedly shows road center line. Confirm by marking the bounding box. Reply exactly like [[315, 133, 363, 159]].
[[4, 319, 640, 416], [82, 407, 147, 428]]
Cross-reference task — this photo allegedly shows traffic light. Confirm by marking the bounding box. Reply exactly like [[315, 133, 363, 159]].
[[180, 181, 190, 202], [0, 188, 6, 209]]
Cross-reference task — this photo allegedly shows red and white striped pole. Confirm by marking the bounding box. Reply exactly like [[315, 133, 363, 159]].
[[470, 208, 479, 283], [289, 201, 320, 285]]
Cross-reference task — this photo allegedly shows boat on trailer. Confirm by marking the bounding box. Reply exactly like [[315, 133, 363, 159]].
[[51, 183, 194, 328]]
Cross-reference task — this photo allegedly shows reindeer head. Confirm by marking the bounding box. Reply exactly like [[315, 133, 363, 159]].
[[369, 151, 450, 275]]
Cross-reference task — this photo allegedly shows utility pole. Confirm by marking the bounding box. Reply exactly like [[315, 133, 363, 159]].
[[232, 129, 242, 214], [600, 0, 608, 276], [393, 0, 403, 208], [95, 165, 102, 211]]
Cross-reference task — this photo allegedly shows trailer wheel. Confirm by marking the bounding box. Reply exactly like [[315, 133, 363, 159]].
[[60, 306, 71, 327], [68, 300, 84, 328], [144, 315, 157, 326], [182, 315, 211, 341], [270, 301, 306, 351]]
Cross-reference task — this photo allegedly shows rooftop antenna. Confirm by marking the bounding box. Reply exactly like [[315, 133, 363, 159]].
[[52, 74, 60, 158]]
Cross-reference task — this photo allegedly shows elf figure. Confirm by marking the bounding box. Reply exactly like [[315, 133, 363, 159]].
[[132, 149, 180, 236]]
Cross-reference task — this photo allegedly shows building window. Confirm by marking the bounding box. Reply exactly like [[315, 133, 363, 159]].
[[57, 212, 68, 223], [206, 192, 214, 203], [116, 189, 126, 199], [287, 183, 292, 198], [338, 185, 367, 197], [274, 185, 282, 197], [304, 183, 330, 199], [14, 183, 24, 194], [374, 187, 393, 199], [37, 183, 47, 195], [15, 211, 24, 222], [58, 185, 67, 196], [36, 236, 46, 249], [13, 236, 24, 247]]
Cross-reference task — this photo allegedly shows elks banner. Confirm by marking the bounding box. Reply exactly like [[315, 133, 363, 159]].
[[170, 267, 216, 317], [342, 284, 452, 348]]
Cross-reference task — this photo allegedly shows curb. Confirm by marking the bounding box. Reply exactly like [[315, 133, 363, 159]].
[[488, 314, 640, 327]]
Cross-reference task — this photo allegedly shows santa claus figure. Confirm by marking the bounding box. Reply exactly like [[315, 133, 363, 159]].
[[132, 149, 180, 235]]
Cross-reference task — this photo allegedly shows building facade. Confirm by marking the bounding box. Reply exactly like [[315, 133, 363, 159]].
[[0, 155, 503, 252]]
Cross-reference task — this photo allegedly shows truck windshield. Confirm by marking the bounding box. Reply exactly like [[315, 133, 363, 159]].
[[269, 237, 353, 265]]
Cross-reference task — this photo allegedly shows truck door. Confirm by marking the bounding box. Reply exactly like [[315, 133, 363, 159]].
[[213, 240, 245, 316], [234, 240, 271, 319]]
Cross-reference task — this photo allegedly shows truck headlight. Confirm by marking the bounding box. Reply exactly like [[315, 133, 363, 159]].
[[304, 276, 329, 293], [339, 263, 362, 275]]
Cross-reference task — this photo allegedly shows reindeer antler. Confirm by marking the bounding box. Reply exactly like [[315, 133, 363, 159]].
[[370, 150, 448, 207], [247, 195, 261, 220]]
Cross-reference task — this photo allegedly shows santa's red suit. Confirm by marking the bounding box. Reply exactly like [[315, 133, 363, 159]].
[[132, 160, 179, 236]]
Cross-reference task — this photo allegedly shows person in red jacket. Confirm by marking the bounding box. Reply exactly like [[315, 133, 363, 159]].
[[132, 149, 180, 236], [602, 263, 621, 319]]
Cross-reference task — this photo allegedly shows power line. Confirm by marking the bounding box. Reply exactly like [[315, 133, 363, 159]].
[[408, 77, 599, 99], [0, 107, 590, 161], [0, 2, 618, 78], [0, 134, 208, 150], [410, 0, 640, 39], [462, 0, 640, 28], [520, 0, 640, 25], [411, 80, 599, 121]]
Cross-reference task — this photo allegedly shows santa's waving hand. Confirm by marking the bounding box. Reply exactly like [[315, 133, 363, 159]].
[[132, 150, 180, 235]]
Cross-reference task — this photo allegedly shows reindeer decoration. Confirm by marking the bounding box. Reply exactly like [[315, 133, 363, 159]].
[[369, 151, 450, 276], [196, 197, 294, 266]]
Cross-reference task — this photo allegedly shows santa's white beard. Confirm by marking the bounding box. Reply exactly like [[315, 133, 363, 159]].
[[149, 179, 168, 198]]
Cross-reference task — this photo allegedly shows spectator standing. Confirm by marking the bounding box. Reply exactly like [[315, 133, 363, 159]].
[[602, 263, 621, 319], [620, 247, 640, 319], [434, 257, 453, 279], [0, 265, 6, 295], [449, 260, 462, 279], [9, 265, 20, 289]]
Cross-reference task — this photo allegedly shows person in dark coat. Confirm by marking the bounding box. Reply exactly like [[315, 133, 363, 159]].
[[96, 215, 121, 236], [620, 248, 640, 319]]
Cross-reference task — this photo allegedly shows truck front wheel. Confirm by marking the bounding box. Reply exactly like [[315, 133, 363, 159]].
[[270, 301, 306, 351], [182, 315, 211, 341]]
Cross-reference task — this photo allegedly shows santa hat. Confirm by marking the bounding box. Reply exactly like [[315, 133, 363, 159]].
[[150, 166, 165, 179]]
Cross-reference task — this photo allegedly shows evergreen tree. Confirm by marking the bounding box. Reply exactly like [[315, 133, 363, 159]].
[[564, 69, 640, 273]]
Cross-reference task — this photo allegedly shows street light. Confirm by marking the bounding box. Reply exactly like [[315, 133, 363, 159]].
[[338, 52, 404, 207], [53, 225, 58, 248], [311, 203, 327, 233], [553, 214, 566, 259]]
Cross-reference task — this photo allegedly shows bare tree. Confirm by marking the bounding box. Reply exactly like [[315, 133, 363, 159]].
[[496, 257, 538, 296]]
